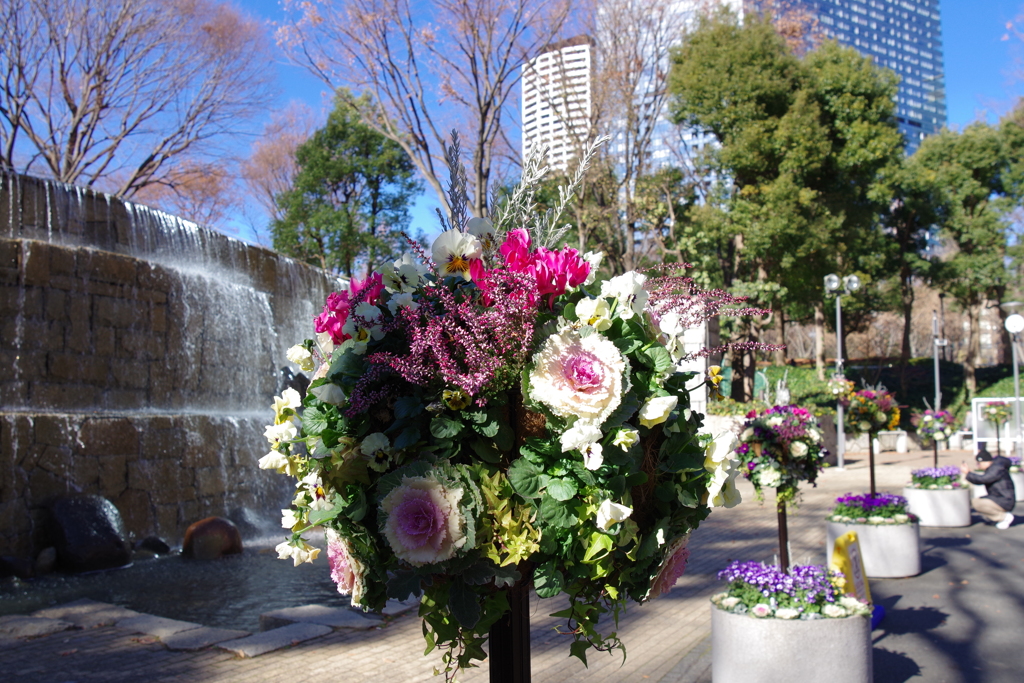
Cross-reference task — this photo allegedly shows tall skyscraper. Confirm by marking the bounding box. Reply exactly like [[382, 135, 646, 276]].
[[810, 0, 946, 154]]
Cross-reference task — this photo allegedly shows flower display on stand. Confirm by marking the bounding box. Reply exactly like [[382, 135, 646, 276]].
[[1009, 455, 1022, 473], [841, 389, 900, 436], [258, 140, 765, 677], [734, 405, 827, 506], [914, 409, 957, 444], [908, 466, 963, 489], [828, 492, 917, 525], [982, 401, 1012, 426], [710, 561, 870, 619]]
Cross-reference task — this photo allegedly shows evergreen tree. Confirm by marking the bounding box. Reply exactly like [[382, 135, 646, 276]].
[[272, 94, 420, 278]]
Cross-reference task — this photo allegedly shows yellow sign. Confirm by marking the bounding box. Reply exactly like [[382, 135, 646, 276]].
[[831, 531, 871, 603]]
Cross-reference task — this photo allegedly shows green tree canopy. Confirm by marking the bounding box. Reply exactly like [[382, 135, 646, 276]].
[[272, 93, 420, 278]]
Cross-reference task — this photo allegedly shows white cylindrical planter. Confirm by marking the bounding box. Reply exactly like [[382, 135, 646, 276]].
[[1013, 472, 1024, 502], [902, 487, 971, 527], [711, 607, 873, 683], [972, 483, 986, 499], [826, 522, 921, 578]]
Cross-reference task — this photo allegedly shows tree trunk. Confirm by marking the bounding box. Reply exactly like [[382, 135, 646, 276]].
[[730, 345, 746, 402], [965, 301, 981, 398], [774, 310, 787, 366], [899, 284, 914, 395], [814, 302, 826, 380]]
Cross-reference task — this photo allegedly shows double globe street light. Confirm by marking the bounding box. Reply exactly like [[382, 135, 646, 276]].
[[825, 273, 861, 469]]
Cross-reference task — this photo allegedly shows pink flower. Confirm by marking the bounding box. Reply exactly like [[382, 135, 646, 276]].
[[313, 274, 386, 345], [531, 247, 590, 307], [325, 528, 366, 607], [381, 475, 467, 566], [648, 538, 690, 599], [499, 229, 532, 270]]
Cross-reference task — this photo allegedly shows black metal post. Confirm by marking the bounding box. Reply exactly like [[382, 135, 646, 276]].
[[777, 503, 789, 572], [869, 433, 877, 496], [489, 581, 531, 683], [933, 439, 939, 468]]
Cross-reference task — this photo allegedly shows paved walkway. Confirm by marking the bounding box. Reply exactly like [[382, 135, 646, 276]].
[[3, 447, 1024, 683]]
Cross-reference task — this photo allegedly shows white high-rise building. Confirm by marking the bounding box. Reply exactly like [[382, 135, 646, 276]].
[[520, 36, 594, 172]]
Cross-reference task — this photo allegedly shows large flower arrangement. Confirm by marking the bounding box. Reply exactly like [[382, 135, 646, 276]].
[[259, 142, 759, 676], [908, 466, 962, 489], [842, 389, 900, 436], [733, 405, 827, 505], [710, 561, 870, 620], [982, 401, 1012, 426], [828, 492, 916, 525], [914, 409, 956, 444]]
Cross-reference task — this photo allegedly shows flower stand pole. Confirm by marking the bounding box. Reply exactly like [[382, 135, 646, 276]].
[[932, 440, 938, 469], [902, 487, 971, 527], [777, 503, 790, 572], [826, 522, 921, 578], [868, 431, 877, 495], [711, 608, 873, 683], [489, 581, 531, 683]]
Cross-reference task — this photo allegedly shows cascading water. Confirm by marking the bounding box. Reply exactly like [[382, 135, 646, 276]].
[[0, 169, 341, 561]]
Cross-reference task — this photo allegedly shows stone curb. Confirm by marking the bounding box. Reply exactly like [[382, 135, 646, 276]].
[[0, 614, 76, 638], [117, 614, 202, 639], [259, 604, 379, 631], [161, 626, 251, 651], [217, 622, 333, 657]]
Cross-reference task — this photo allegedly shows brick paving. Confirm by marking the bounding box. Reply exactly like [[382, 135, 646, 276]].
[[0, 447, 1008, 682]]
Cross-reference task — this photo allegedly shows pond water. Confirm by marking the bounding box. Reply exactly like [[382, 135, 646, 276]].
[[0, 540, 351, 634]]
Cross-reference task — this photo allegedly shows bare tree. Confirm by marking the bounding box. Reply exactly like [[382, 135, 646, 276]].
[[277, 0, 572, 218], [0, 0, 275, 200]]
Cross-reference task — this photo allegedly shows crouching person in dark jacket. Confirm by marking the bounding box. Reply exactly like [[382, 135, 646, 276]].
[[961, 448, 1016, 529]]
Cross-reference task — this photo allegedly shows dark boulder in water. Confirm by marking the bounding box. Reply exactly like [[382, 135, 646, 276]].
[[49, 495, 132, 572]]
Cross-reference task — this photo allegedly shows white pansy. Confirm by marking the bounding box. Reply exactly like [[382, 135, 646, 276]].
[[382, 253, 428, 293], [596, 499, 633, 531], [639, 395, 678, 428], [612, 428, 640, 450], [467, 216, 497, 252], [600, 271, 648, 319], [582, 251, 603, 285], [310, 382, 346, 405], [341, 305, 385, 354], [807, 427, 821, 441], [387, 291, 420, 314], [281, 508, 300, 529], [581, 442, 604, 470], [264, 421, 298, 446], [705, 432, 742, 508], [575, 297, 613, 331], [258, 450, 289, 470], [360, 432, 391, 458], [559, 422, 604, 452], [275, 538, 321, 567], [316, 331, 335, 356], [431, 229, 482, 280], [286, 344, 315, 372]]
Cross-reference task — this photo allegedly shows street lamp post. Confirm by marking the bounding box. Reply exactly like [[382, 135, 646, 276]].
[[825, 273, 861, 470], [1002, 303, 1024, 458], [933, 311, 948, 411]]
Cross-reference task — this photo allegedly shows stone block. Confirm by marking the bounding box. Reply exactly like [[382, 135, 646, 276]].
[[112, 488, 153, 538], [31, 382, 102, 410], [0, 615, 75, 638], [163, 626, 251, 650], [0, 285, 21, 314], [92, 325, 114, 356], [81, 250, 137, 286], [49, 247, 75, 277], [217, 623, 332, 658], [79, 417, 139, 455], [103, 390, 148, 411], [136, 262, 174, 292], [153, 503, 181, 541], [96, 454, 128, 498], [26, 467, 77, 507], [118, 331, 166, 360], [44, 288, 66, 321], [151, 303, 167, 332], [36, 444, 74, 475], [259, 605, 378, 631], [49, 352, 109, 384], [140, 427, 186, 460], [194, 467, 228, 498], [110, 359, 149, 390], [21, 246, 49, 286], [93, 295, 138, 328], [33, 414, 78, 446], [118, 614, 201, 639], [0, 380, 28, 405], [129, 459, 190, 505]]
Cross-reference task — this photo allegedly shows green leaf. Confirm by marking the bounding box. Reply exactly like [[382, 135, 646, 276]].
[[392, 425, 421, 451], [448, 580, 480, 629], [307, 507, 340, 526], [394, 397, 424, 420], [470, 438, 502, 463], [328, 348, 364, 380], [430, 415, 464, 439], [602, 391, 639, 430], [663, 434, 706, 472], [492, 564, 521, 589], [302, 406, 329, 436], [570, 462, 596, 487], [387, 571, 427, 601], [546, 477, 578, 502], [493, 421, 514, 453], [608, 474, 627, 498], [508, 458, 543, 499], [539, 494, 578, 528], [472, 419, 500, 438], [613, 336, 643, 356], [642, 345, 675, 374], [461, 561, 496, 586], [570, 639, 590, 666], [678, 488, 700, 508], [533, 561, 565, 599]]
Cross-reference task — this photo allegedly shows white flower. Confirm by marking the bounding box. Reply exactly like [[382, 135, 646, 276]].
[[297, 472, 332, 511], [767, 416, 783, 427], [705, 433, 743, 509], [528, 328, 628, 425], [789, 441, 809, 457], [740, 427, 754, 441], [596, 499, 633, 531], [381, 474, 466, 566], [264, 421, 298, 447], [612, 428, 640, 450], [721, 596, 741, 609], [868, 516, 887, 524], [823, 604, 848, 618], [894, 513, 909, 523], [775, 608, 800, 620], [639, 395, 678, 428], [387, 291, 420, 314], [807, 427, 821, 441], [751, 603, 772, 618], [575, 297, 613, 331], [600, 271, 648, 319], [360, 432, 391, 458], [560, 422, 603, 452], [466, 216, 497, 252], [759, 467, 782, 488], [581, 442, 604, 470], [431, 229, 482, 280], [275, 538, 320, 567], [316, 331, 335, 356], [258, 450, 290, 471], [281, 508, 300, 529], [382, 253, 428, 293], [582, 251, 603, 285], [309, 382, 346, 405], [839, 596, 867, 612], [286, 344, 315, 372]]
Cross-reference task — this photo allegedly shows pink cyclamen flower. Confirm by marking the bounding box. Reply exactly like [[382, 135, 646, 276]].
[[531, 246, 590, 307], [313, 274, 385, 345], [381, 475, 467, 566], [499, 229, 533, 270], [648, 538, 690, 599], [325, 528, 366, 607]]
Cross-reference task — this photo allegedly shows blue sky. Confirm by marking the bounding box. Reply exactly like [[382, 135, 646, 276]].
[[231, 0, 1024, 242]]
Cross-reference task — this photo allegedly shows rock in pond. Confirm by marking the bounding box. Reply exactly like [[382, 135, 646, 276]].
[[182, 517, 243, 560], [48, 495, 132, 572]]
